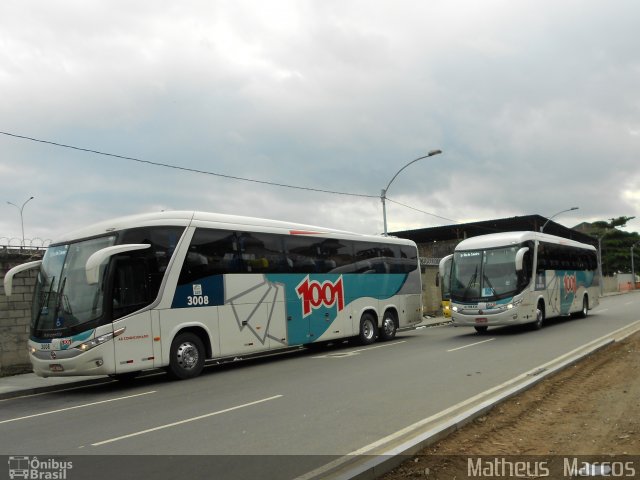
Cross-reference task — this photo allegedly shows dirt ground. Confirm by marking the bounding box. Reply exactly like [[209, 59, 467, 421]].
[[380, 331, 640, 479]]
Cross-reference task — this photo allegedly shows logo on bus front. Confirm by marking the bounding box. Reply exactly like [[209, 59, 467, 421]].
[[295, 275, 345, 318]]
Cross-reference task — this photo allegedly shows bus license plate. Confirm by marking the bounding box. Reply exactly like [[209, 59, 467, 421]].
[[475, 318, 488, 324], [49, 364, 64, 372]]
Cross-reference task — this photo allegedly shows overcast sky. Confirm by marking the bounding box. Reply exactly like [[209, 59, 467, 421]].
[[1, 0, 639, 245]]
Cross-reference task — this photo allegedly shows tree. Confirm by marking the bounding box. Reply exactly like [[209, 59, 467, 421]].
[[591, 217, 639, 276]]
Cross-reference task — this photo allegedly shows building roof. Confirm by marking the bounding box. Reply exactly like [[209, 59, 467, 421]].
[[391, 214, 596, 247]]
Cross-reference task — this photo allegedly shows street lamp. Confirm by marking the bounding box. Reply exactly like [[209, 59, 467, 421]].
[[7, 196, 34, 249], [381, 149, 442, 235], [540, 206, 579, 233]]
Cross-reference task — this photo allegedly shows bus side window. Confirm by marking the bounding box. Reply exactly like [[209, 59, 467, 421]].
[[178, 229, 239, 284]]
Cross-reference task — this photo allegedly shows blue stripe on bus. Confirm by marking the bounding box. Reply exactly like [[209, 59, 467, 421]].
[[170, 273, 409, 345]]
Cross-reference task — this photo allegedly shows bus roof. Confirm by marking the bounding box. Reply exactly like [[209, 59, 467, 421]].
[[454, 231, 596, 252], [52, 210, 416, 246]]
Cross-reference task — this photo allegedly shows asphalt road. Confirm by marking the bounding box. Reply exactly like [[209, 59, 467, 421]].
[[1, 293, 639, 479]]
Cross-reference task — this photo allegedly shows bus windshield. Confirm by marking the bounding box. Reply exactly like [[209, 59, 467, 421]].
[[451, 246, 522, 302], [32, 235, 116, 336]]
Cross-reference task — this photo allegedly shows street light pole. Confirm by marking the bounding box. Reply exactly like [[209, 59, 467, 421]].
[[381, 149, 442, 235], [598, 235, 604, 296], [7, 196, 34, 249], [632, 240, 640, 290], [597, 228, 615, 297], [540, 206, 579, 233]]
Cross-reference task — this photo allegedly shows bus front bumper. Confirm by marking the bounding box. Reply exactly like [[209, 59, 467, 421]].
[[451, 305, 525, 328], [28, 340, 115, 377]]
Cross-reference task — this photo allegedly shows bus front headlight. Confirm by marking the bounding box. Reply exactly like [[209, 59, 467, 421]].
[[76, 327, 126, 352]]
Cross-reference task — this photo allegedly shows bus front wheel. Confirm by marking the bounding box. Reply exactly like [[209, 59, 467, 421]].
[[358, 313, 378, 345], [167, 332, 205, 380], [532, 302, 545, 330]]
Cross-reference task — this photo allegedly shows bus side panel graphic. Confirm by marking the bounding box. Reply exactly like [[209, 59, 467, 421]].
[[267, 273, 408, 345]]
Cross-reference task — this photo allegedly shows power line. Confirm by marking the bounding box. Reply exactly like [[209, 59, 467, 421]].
[[385, 197, 459, 224], [0, 131, 378, 199], [1, 130, 458, 224]]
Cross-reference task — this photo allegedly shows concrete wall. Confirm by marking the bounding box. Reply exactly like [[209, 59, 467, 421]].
[[0, 251, 43, 376]]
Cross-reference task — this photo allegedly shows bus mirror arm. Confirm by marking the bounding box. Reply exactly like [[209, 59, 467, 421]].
[[85, 244, 151, 285], [515, 247, 529, 272], [3, 260, 43, 296]]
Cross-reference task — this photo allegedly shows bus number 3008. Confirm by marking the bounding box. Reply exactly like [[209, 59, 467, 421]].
[[187, 295, 210, 306]]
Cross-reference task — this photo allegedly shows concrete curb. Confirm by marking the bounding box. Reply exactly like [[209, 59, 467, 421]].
[[297, 320, 640, 480]]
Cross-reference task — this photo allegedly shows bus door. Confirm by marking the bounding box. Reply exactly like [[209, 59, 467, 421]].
[[110, 257, 155, 373]]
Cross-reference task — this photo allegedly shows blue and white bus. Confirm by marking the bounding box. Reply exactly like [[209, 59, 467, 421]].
[[4, 211, 423, 380], [439, 231, 599, 333]]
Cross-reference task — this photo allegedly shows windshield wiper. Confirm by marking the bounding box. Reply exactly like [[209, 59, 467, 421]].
[[34, 275, 55, 323], [483, 274, 495, 296], [463, 267, 478, 300], [53, 276, 67, 322]]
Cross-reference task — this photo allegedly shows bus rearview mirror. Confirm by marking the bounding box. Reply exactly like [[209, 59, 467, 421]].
[[85, 244, 151, 285], [515, 247, 529, 272]]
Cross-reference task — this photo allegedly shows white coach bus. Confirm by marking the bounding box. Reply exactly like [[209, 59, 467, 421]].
[[4, 211, 423, 380], [439, 231, 599, 333]]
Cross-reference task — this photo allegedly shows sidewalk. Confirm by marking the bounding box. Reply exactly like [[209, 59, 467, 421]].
[[0, 373, 112, 400], [0, 316, 450, 400]]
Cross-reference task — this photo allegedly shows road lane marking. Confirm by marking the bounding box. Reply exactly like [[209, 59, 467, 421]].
[[296, 320, 640, 480], [91, 394, 283, 446], [312, 340, 406, 358], [0, 391, 156, 425], [447, 338, 495, 352]]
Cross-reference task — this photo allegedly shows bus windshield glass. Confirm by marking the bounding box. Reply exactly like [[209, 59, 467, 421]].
[[451, 246, 521, 302], [32, 235, 116, 336]]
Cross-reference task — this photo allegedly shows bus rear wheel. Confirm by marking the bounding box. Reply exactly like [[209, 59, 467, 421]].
[[379, 311, 397, 341], [167, 332, 205, 380], [358, 313, 378, 345], [579, 296, 589, 318]]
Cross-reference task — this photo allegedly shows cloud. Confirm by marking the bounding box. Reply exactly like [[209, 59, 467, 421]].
[[1, 0, 639, 243]]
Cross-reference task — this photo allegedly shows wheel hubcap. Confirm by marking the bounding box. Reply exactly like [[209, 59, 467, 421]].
[[176, 342, 198, 370], [363, 321, 374, 339], [383, 318, 394, 336]]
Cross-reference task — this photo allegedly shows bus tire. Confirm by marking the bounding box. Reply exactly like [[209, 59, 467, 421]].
[[531, 302, 545, 330], [358, 313, 378, 345], [474, 326, 488, 334], [167, 332, 205, 380], [379, 311, 397, 341], [579, 295, 589, 318]]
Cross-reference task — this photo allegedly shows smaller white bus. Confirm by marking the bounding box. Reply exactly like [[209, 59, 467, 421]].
[[439, 231, 599, 333]]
